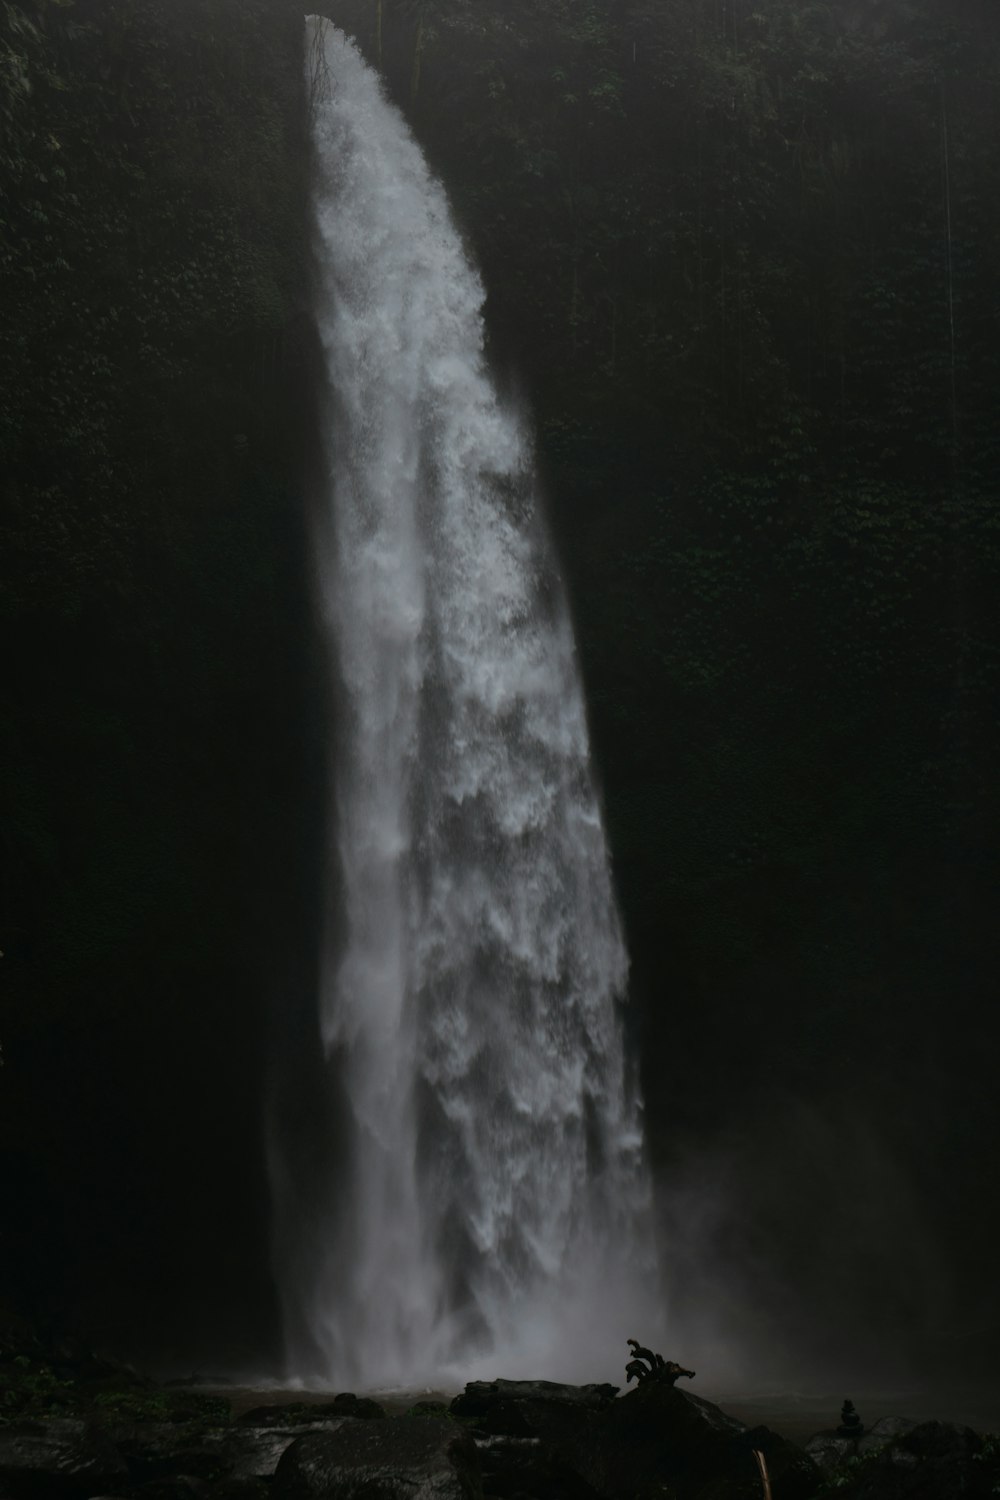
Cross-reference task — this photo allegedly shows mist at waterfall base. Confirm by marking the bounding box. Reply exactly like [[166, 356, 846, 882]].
[[266, 18, 659, 1393]]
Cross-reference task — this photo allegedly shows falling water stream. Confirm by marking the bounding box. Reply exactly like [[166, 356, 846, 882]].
[[276, 17, 657, 1389]]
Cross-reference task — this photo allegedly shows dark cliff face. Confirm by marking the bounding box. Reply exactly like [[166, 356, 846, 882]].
[[1, 0, 322, 1364], [3, 0, 999, 1384]]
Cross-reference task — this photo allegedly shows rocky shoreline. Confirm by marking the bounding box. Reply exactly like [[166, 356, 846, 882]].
[[1, 1328, 997, 1499]]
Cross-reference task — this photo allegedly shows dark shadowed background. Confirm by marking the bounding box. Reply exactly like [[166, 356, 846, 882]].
[[2, 0, 998, 1397]]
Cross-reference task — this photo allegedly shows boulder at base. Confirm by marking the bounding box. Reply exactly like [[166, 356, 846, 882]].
[[473, 1433, 605, 1500], [210, 1481, 271, 1500], [816, 1420, 998, 1499], [106, 1419, 346, 1484], [450, 1377, 820, 1500], [214, 1423, 350, 1481], [128, 1478, 211, 1500], [0, 1417, 128, 1495], [102, 1422, 224, 1483], [685, 1424, 822, 1500], [453, 1382, 618, 1420], [452, 1378, 741, 1495], [273, 1416, 482, 1500], [805, 1415, 920, 1476]]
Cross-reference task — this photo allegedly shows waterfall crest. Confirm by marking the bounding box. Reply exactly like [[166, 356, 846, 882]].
[[278, 16, 657, 1388]]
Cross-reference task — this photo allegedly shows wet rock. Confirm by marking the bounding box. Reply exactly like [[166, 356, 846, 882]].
[[103, 1424, 228, 1484], [610, 1381, 744, 1446], [806, 1415, 920, 1475], [817, 1420, 996, 1498], [866, 1417, 921, 1446], [453, 1376, 747, 1499], [450, 1380, 622, 1463], [112, 1420, 351, 1485], [473, 1433, 603, 1500], [273, 1416, 482, 1500], [207, 1481, 270, 1500], [589, 1383, 746, 1498], [211, 1424, 348, 1480], [451, 1382, 613, 1489], [451, 1378, 822, 1500], [805, 1428, 864, 1473], [408, 1403, 454, 1420], [452, 1381, 618, 1423], [329, 1394, 386, 1421], [896, 1419, 982, 1464], [686, 1425, 821, 1500], [129, 1479, 211, 1500], [0, 1417, 128, 1495]]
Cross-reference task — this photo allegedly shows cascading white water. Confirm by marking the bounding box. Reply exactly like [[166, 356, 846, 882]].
[[281, 16, 658, 1389]]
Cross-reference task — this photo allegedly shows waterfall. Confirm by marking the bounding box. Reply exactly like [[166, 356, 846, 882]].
[[277, 16, 657, 1390]]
